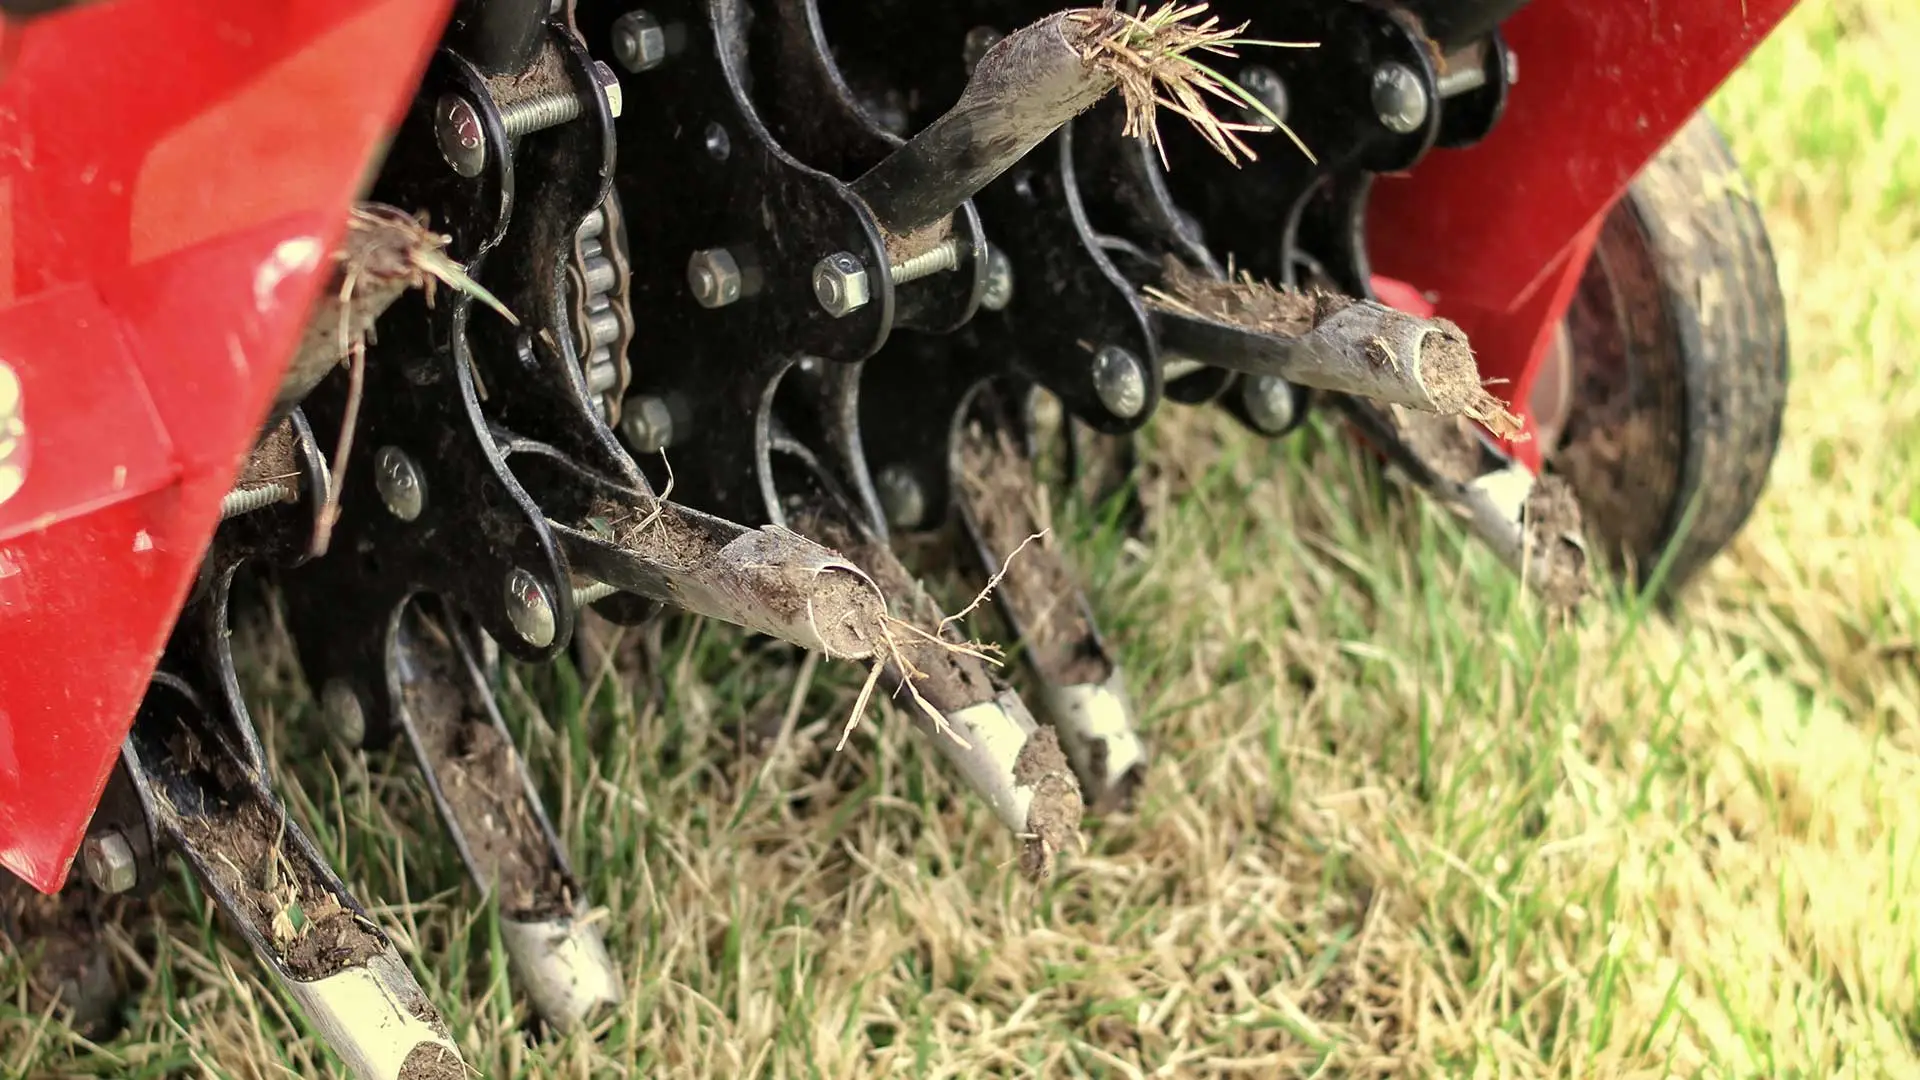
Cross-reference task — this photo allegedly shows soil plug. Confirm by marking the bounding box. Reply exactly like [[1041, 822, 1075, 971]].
[[797, 507, 1086, 881], [1344, 400, 1590, 608], [1147, 259, 1525, 436], [558, 493, 894, 660], [954, 421, 1147, 813]]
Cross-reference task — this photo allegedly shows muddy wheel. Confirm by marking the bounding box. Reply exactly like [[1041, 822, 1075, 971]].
[[1531, 111, 1789, 596]]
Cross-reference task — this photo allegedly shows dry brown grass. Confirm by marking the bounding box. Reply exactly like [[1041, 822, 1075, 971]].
[[5, 1, 1919, 1077]]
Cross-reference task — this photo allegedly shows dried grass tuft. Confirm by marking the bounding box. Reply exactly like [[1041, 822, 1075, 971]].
[[1070, 2, 1317, 168]]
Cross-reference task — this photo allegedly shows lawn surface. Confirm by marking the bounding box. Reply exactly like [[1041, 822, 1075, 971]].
[[5, 1, 1918, 1076]]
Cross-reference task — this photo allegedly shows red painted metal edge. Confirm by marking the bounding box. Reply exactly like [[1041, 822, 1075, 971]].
[[1367, 0, 1799, 467], [0, 0, 455, 893]]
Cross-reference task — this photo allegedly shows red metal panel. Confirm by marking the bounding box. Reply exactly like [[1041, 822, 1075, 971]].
[[1367, 0, 1799, 463], [0, 0, 454, 893]]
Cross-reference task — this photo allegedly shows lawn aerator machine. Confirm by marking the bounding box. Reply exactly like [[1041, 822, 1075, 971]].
[[0, 0, 1793, 1074]]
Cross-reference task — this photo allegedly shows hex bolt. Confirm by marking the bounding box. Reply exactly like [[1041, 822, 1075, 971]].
[[1243, 375, 1297, 435], [1235, 65, 1288, 126], [980, 245, 1014, 311], [1371, 63, 1430, 135], [319, 678, 368, 748], [219, 482, 296, 521], [81, 832, 137, 896], [875, 465, 927, 530], [619, 394, 676, 454], [812, 252, 872, 318], [505, 568, 557, 648], [435, 94, 488, 178], [611, 10, 668, 73], [890, 239, 963, 286], [687, 248, 744, 308], [438, 63, 622, 179], [1091, 346, 1147, 419], [374, 445, 426, 523]]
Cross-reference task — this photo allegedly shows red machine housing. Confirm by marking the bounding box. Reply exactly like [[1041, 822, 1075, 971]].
[[0, 0, 1795, 894]]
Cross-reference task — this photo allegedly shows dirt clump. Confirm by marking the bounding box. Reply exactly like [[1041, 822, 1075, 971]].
[[399, 1043, 467, 1080], [237, 418, 300, 491], [1522, 473, 1591, 610], [1414, 323, 1525, 438], [956, 423, 1108, 686], [1013, 726, 1083, 880], [400, 621, 568, 921], [174, 796, 385, 981], [794, 508, 995, 712]]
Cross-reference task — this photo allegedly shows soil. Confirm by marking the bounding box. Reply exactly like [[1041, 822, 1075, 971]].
[[1152, 258, 1524, 438], [399, 641, 569, 922], [1146, 256, 1325, 337], [399, 1043, 468, 1080], [237, 418, 299, 491], [1522, 474, 1592, 610], [174, 796, 386, 981], [1012, 726, 1083, 881], [0, 877, 123, 1037], [1391, 407, 1591, 609], [792, 507, 996, 713], [1415, 320, 1525, 439], [955, 423, 1108, 686]]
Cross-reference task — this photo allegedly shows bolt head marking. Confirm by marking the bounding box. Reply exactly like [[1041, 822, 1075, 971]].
[[436, 94, 488, 178], [506, 568, 557, 648]]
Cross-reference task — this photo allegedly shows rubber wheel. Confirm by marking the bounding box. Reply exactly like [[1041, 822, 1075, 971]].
[[1540, 110, 1789, 596]]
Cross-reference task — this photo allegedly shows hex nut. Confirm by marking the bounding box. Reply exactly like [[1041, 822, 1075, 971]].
[[875, 465, 927, 530], [611, 10, 668, 73], [688, 248, 744, 309], [82, 832, 137, 895], [1243, 375, 1297, 435], [620, 394, 676, 454], [320, 679, 368, 748], [812, 253, 871, 318]]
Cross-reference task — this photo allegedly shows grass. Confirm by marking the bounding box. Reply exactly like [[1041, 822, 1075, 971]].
[[6, 0, 1920, 1075]]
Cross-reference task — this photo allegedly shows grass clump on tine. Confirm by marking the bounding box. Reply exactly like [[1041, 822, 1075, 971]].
[[1070, 2, 1316, 167]]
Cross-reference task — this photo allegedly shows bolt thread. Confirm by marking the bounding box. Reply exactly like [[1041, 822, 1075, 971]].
[[889, 239, 962, 286], [502, 91, 584, 139], [574, 581, 620, 608], [220, 482, 295, 521]]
